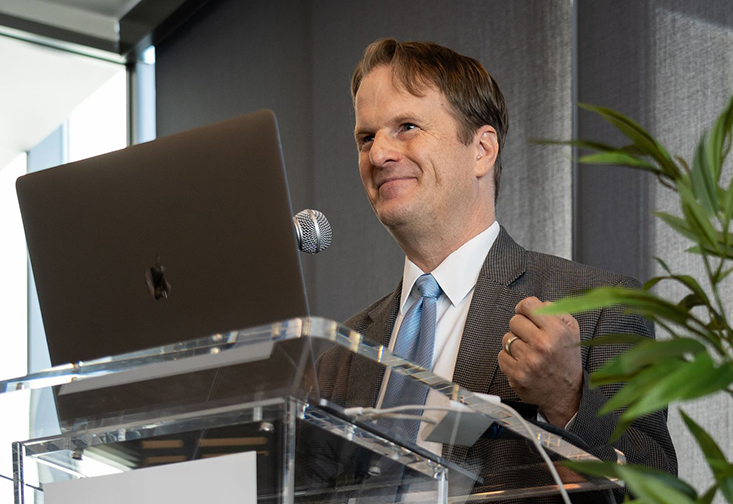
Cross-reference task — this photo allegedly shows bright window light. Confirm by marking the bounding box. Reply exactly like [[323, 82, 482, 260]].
[[68, 70, 127, 163], [0, 152, 30, 491], [142, 45, 156, 65], [0, 152, 29, 380]]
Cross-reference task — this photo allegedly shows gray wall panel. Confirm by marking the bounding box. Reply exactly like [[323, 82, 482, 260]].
[[155, 0, 316, 302], [577, 0, 653, 282]]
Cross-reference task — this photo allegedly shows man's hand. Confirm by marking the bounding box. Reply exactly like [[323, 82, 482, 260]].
[[497, 296, 583, 427]]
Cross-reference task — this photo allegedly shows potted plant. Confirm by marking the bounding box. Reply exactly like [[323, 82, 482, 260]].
[[540, 98, 733, 503]]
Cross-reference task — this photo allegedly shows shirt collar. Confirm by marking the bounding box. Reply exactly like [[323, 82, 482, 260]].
[[399, 221, 501, 315]]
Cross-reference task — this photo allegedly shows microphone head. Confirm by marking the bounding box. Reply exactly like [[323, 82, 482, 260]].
[[293, 209, 332, 254]]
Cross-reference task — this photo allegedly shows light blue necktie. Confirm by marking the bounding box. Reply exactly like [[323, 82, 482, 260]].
[[381, 273, 442, 440]]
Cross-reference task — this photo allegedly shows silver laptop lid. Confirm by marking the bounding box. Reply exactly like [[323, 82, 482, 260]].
[[16, 109, 309, 366]]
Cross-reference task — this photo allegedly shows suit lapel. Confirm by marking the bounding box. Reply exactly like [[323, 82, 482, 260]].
[[364, 283, 401, 348], [346, 227, 530, 403], [345, 283, 401, 407], [452, 228, 528, 398]]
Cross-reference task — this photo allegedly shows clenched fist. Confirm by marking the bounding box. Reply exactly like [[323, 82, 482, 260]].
[[497, 296, 583, 427]]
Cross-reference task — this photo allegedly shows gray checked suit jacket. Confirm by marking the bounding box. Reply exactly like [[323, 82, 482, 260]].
[[317, 227, 677, 501]]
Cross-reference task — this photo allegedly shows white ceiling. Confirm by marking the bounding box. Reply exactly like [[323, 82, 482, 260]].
[[0, 0, 143, 39], [42, 0, 141, 18], [0, 35, 124, 169]]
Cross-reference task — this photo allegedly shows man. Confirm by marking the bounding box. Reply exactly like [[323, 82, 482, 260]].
[[317, 38, 676, 500]]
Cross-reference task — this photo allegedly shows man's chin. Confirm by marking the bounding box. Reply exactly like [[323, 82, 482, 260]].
[[374, 204, 418, 231]]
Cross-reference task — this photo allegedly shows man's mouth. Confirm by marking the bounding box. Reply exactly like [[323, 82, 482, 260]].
[[377, 176, 414, 189]]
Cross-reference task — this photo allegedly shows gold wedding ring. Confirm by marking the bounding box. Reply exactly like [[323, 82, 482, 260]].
[[504, 336, 520, 358]]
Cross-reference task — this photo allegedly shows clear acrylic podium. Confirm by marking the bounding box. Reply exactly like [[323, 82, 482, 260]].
[[0, 318, 619, 503]]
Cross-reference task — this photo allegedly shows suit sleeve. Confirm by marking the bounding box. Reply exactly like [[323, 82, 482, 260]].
[[567, 280, 678, 477]]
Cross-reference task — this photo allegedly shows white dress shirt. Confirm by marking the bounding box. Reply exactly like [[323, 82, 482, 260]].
[[391, 220, 500, 381], [376, 221, 500, 453]]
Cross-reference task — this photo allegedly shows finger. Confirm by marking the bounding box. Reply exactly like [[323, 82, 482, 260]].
[[501, 332, 528, 360], [497, 345, 517, 377], [508, 313, 542, 341], [515, 297, 561, 330], [497, 349, 525, 390], [557, 312, 580, 332]]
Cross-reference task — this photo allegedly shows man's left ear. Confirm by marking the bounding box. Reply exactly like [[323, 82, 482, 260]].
[[474, 125, 498, 178]]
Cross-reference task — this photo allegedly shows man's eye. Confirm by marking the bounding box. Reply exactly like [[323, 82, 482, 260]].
[[358, 136, 374, 151], [400, 123, 418, 133]]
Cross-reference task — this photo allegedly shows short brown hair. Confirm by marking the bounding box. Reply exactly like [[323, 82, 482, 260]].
[[351, 38, 509, 201]]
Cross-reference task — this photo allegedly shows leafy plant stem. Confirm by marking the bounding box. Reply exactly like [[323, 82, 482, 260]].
[[687, 315, 725, 350], [701, 251, 733, 357], [718, 212, 733, 345]]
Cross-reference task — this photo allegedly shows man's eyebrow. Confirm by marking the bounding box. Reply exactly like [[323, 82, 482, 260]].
[[391, 113, 421, 125], [354, 114, 423, 139], [354, 127, 372, 141]]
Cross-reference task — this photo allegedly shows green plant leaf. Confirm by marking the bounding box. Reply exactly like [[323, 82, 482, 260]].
[[611, 338, 704, 371], [690, 136, 719, 216], [706, 94, 733, 179], [723, 173, 733, 226], [705, 316, 727, 336], [643, 276, 665, 291], [563, 461, 698, 503], [530, 138, 622, 151], [539, 286, 695, 327], [614, 357, 733, 436], [610, 356, 707, 437], [675, 155, 691, 174], [579, 103, 682, 181], [598, 358, 684, 413], [722, 477, 733, 504], [654, 212, 702, 243], [696, 485, 718, 504], [579, 151, 660, 170], [686, 244, 733, 261], [680, 410, 728, 475], [592, 338, 706, 400], [642, 273, 711, 308], [620, 468, 698, 504], [680, 409, 733, 502], [681, 361, 733, 400], [654, 257, 672, 274], [677, 181, 720, 251], [621, 144, 648, 156], [678, 293, 708, 311], [714, 267, 733, 284]]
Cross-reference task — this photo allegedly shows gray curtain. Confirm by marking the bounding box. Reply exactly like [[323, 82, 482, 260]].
[[155, 0, 731, 496]]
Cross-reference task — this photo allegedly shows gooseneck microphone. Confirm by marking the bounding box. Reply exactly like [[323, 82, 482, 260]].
[[293, 209, 332, 254]]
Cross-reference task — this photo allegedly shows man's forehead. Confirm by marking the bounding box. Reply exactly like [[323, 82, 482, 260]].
[[356, 65, 431, 102], [354, 67, 443, 125]]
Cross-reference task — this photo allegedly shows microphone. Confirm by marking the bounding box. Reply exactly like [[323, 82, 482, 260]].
[[293, 209, 332, 254]]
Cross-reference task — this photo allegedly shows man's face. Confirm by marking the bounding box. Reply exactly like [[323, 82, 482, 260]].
[[354, 65, 486, 236]]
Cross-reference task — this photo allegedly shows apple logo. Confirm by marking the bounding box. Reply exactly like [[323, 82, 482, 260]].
[[145, 256, 172, 300]]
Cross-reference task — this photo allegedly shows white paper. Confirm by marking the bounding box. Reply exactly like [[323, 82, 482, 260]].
[[44, 450, 258, 504]]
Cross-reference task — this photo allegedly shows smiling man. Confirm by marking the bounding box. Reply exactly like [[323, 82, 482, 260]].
[[320, 38, 676, 501]]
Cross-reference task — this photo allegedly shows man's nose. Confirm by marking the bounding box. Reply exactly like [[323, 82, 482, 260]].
[[369, 132, 400, 167]]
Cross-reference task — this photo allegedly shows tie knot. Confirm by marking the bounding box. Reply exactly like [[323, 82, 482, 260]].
[[415, 274, 442, 299]]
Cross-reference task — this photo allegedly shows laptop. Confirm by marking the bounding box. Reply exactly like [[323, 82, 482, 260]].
[[16, 109, 309, 367]]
